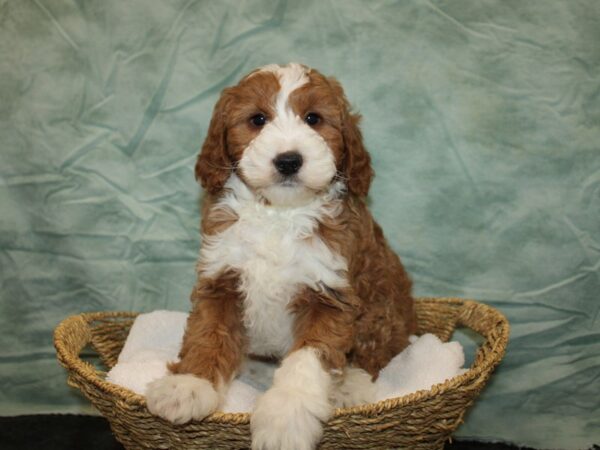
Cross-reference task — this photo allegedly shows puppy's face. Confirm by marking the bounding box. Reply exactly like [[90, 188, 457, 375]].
[[196, 63, 373, 204], [233, 65, 343, 205]]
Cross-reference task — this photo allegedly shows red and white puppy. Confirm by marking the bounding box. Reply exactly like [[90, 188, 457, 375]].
[[146, 63, 417, 450]]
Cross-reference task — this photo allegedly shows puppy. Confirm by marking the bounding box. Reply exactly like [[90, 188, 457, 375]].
[[146, 63, 417, 450]]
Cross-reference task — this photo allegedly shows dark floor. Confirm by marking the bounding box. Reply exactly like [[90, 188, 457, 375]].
[[0, 414, 594, 450]]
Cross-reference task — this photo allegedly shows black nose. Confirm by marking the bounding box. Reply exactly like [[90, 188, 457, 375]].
[[273, 151, 303, 176]]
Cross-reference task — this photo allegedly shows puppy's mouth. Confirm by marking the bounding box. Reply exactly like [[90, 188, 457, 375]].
[[277, 175, 301, 187], [253, 175, 321, 207]]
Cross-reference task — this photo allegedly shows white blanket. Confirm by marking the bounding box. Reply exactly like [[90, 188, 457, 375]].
[[107, 310, 468, 413]]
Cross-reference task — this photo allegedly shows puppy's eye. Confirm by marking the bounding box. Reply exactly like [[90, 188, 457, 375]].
[[250, 114, 267, 127], [305, 112, 321, 126]]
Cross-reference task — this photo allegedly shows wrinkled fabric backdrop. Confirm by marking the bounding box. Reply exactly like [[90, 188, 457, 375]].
[[0, 0, 599, 448]]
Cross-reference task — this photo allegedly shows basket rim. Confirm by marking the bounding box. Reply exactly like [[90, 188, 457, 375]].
[[54, 297, 509, 425]]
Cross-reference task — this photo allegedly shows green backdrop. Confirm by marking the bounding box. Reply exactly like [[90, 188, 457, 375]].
[[1, 1, 599, 448]]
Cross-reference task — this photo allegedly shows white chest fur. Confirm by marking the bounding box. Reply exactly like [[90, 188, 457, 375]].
[[199, 176, 348, 358]]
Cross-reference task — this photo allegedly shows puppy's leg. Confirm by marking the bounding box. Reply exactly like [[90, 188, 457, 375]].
[[146, 271, 245, 424], [251, 289, 356, 450]]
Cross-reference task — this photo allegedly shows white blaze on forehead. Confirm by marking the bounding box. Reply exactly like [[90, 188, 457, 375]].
[[258, 63, 309, 116]]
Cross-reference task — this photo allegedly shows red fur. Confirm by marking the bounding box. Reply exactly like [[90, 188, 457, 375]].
[[176, 65, 416, 391]]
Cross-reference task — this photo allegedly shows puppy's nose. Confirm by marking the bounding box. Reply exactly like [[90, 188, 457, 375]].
[[273, 151, 303, 176]]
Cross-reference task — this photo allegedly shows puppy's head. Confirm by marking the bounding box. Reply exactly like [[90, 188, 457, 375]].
[[195, 63, 373, 205]]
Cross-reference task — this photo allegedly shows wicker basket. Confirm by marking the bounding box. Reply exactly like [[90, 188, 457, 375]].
[[54, 297, 509, 450]]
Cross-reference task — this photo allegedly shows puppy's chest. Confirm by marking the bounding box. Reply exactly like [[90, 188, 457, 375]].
[[200, 201, 347, 357]]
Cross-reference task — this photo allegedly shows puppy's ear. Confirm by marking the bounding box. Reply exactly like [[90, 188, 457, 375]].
[[341, 111, 374, 197], [328, 77, 374, 197], [195, 91, 232, 194]]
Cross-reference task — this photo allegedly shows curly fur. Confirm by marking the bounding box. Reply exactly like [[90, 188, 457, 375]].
[[146, 63, 417, 450]]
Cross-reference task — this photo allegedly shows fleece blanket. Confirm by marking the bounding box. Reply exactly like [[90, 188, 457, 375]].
[[0, 1, 598, 449], [104, 311, 467, 412]]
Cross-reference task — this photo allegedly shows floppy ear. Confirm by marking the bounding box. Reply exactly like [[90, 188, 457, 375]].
[[341, 111, 374, 197], [325, 77, 373, 197], [195, 92, 232, 194], [327, 78, 374, 198]]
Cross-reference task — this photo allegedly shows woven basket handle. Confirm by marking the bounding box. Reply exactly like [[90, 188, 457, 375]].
[[54, 314, 96, 391], [456, 300, 510, 371]]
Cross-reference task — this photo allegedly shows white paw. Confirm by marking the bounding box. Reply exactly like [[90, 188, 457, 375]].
[[251, 386, 331, 450], [145, 374, 219, 424]]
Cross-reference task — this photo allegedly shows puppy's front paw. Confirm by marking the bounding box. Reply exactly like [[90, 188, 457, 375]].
[[145, 374, 219, 425], [251, 386, 332, 450]]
